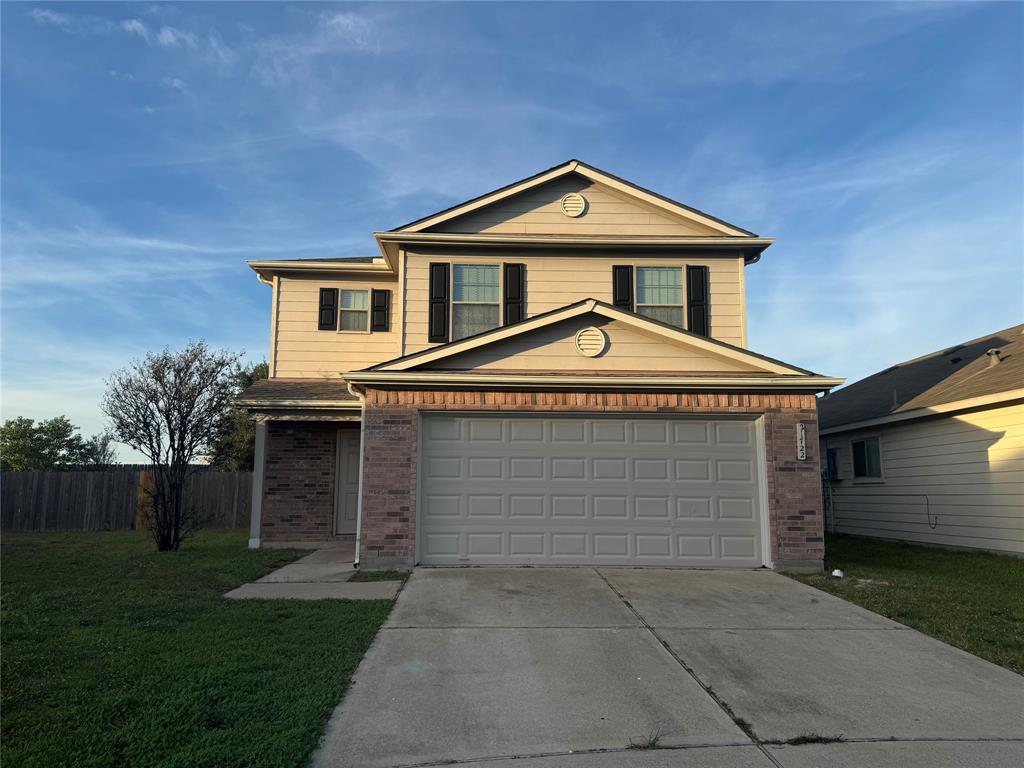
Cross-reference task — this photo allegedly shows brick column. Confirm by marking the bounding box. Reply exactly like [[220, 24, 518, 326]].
[[359, 406, 418, 569], [765, 406, 824, 571]]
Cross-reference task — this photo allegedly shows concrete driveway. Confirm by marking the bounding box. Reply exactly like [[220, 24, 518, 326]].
[[312, 568, 1024, 768]]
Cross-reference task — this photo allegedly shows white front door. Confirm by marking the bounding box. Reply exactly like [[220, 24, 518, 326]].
[[334, 430, 360, 535]]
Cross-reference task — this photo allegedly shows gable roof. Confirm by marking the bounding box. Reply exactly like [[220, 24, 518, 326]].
[[389, 159, 758, 238], [819, 323, 1024, 432], [362, 298, 821, 377]]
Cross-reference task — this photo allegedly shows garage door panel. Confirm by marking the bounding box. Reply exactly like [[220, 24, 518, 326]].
[[424, 490, 751, 522], [551, 420, 586, 442], [421, 527, 762, 567], [420, 415, 764, 567], [716, 459, 754, 482]]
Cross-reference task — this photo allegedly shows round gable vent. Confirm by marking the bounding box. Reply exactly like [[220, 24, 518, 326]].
[[560, 192, 587, 218], [574, 327, 607, 357]]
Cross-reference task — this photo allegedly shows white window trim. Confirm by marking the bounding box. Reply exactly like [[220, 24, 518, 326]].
[[850, 433, 885, 484], [337, 288, 371, 335], [450, 263, 502, 341], [634, 265, 685, 329]]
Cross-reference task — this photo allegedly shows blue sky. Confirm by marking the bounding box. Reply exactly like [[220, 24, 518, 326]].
[[2, 1, 1022, 460]]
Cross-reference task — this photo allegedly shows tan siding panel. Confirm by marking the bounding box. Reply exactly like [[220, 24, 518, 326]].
[[273, 274, 402, 376], [428, 317, 763, 373], [430, 177, 724, 237], [822, 404, 1024, 555], [403, 252, 747, 353]]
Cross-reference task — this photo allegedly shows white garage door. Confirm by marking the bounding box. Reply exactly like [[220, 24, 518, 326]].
[[418, 414, 766, 567]]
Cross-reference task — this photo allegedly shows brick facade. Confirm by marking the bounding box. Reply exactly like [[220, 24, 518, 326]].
[[357, 389, 824, 571], [261, 421, 340, 542]]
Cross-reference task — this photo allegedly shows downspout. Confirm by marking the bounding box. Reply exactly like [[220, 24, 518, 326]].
[[346, 381, 367, 568], [248, 418, 268, 549]]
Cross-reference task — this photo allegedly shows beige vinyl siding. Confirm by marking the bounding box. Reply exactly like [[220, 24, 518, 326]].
[[430, 176, 723, 237], [823, 403, 1024, 555], [273, 273, 401, 377], [431, 316, 762, 373], [403, 252, 747, 354]]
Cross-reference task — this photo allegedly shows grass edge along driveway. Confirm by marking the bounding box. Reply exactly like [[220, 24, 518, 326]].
[[792, 533, 1023, 674], [1, 530, 392, 768]]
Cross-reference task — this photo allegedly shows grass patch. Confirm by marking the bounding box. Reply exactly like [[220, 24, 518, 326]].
[[348, 569, 409, 583], [628, 727, 665, 750], [1, 530, 393, 768], [793, 534, 1024, 673]]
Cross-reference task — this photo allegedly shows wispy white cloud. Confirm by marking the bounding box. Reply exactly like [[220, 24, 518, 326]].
[[161, 76, 186, 91], [736, 131, 1023, 383], [319, 11, 378, 51], [28, 7, 72, 29], [157, 25, 197, 48], [120, 18, 151, 43], [205, 31, 237, 72], [250, 9, 382, 87]]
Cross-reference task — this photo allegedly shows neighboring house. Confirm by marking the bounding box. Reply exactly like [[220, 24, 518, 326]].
[[819, 325, 1023, 555], [237, 160, 843, 571]]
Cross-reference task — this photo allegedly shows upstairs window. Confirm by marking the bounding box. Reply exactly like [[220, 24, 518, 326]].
[[339, 289, 369, 332], [851, 436, 883, 480], [452, 264, 500, 340], [636, 267, 683, 328]]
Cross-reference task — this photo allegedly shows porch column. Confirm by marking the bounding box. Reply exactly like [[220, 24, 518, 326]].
[[248, 420, 268, 549]]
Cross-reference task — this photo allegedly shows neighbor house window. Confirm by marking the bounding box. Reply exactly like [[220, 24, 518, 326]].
[[851, 437, 883, 480], [825, 448, 839, 480], [452, 264, 500, 340], [339, 289, 369, 332], [636, 267, 683, 328]]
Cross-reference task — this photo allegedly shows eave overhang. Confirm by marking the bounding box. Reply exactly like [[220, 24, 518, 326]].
[[344, 371, 844, 393], [373, 231, 773, 264], [233, 397, 362, 422], [247, 258, 395, 282]]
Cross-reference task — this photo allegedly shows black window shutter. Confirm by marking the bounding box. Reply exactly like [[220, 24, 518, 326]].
[[686, 265, 711, 337], [428, 263, 450, 343], [370, 289, 391, 332], [612, 265, 633, 311], [503, 263, 526, 325], [318, 288, 338, 330]]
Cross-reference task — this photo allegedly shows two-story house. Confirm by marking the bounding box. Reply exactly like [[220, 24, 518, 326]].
[[238, 160, 842, 571]]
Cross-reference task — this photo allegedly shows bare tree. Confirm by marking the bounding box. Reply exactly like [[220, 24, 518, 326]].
[[102, 342, 241, 551]]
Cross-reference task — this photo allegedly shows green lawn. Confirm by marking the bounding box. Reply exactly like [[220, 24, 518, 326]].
[[1, 530, 393, 768], [793, 534, 1024, 674]]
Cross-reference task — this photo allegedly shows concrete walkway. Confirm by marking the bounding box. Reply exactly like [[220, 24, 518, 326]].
[[225, 546, 402, 600], [312, 567, 1024, 768]]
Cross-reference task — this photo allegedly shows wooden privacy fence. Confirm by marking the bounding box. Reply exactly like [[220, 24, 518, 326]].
[[0, 470, 252, 532]]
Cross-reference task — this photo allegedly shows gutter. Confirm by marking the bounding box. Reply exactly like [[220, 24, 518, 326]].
[[246, 260, 397, 280], [344, 371, 844, 392]]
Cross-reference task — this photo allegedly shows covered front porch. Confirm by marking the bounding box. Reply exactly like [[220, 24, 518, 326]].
[[236, 378, 364, 550]]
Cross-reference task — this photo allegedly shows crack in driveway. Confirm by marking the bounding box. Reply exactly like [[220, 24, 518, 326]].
[[592, 567, 785, 768]]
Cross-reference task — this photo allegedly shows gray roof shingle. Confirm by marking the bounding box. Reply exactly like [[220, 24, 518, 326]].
[[818, 323, 1024, 430], [236, 378, 358, 404]]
